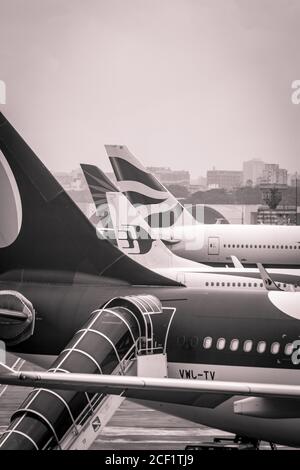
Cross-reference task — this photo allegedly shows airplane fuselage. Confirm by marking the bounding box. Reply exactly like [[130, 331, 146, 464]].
[[161, 223, 300, 268], [3, 272, 300, 447]]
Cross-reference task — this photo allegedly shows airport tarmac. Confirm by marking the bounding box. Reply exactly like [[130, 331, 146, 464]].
[[0, 354, 295, 450]]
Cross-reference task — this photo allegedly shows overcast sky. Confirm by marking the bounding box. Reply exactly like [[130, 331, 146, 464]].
[[0, 0, 299, 176]]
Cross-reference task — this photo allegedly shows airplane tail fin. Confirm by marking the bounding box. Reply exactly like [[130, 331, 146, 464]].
[[107, 191, 200, 270], [81, 164, 200, 270], [0, 112, 179, 286], [81, 164, 117, 240], [105, 145, 200, 229], [81, 163, 118, 204]]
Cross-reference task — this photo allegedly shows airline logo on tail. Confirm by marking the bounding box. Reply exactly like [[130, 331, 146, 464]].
[[118, 225, 154, 255], [106, 145, 192, 228], [0, 149, 22, 248], [81, 164, 118, 232]]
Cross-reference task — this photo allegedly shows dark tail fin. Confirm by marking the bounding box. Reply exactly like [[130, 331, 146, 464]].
[[0, 112, 179, 286], [81, 164, 118, 205], [81, 163, 117, 241]]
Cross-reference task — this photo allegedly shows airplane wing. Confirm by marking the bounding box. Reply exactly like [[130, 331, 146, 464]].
[[1, 369, 300, 401], [231, 256, 244, 269]]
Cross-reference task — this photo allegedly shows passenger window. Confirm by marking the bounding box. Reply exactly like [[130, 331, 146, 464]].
[[243, 283, 246, 287], [224, 244, 226, 248], [211, 282, 214, 286], [285, 343, 293, 355], [232, 283, 236, 287], [248, 283, 251, 287], [276, 245, 279, 249], [271, 342, 280, 354], [257, 341, 266, 353], [241, 245, 244, 248], [260, 283, 263, 287], [217, 338, 226, 350], [243, 340, 253, 352], [259, 245, 261, 248], [203, 337, 213, 349], [205, 282, 209, 286], [254, 245, 257, 249], [232, 244, 235, 248], [216, 282, 220, 287], [281, 245, 284, 249], [237, 244, 240, 248], [250, 245, 253, 248], [254, 283, 257, 287], [221, 282, 225, 287], [245, 245, 248, 248], [263, 245, 266, 249], [227, 282, 230, 287], [267, 245, 270, 249], [272, 245, 275, 249], [230, 339, 239, 351], [238, 283, 241, 287]]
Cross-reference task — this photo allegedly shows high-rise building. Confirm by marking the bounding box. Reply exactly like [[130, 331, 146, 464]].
[[277, 168, 288, 185], [243, 159, 265, 186], [260, 164, 288, 185], [288, 172, 299, 187], [206, 170, 243, 190]]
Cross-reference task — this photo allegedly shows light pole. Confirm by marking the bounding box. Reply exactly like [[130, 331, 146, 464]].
[[296, 172, 298, 225]]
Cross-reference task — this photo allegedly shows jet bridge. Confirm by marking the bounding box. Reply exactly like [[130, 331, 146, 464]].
[[0, 295, 174, 450]]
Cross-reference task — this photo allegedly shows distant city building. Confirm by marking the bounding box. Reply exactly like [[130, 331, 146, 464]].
[[243, 159, 265, 186], [289, 172, 299, 187], [189, 184, 206, 193], [147, 167, 190, 187], [276, 168, 288, 185], [259, 164, 288, 185], [206, 170, 243, 190], [257, 206, 298, 225], [190, 175, 207, 190]]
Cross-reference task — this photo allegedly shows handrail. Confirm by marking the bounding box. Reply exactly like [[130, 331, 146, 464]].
[[53, 338, 140, 448], [53, 332, 166, 449]]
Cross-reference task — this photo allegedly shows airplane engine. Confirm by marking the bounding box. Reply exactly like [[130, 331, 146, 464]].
[[0, 295, 163, 450], [0, 291, 35, 346]]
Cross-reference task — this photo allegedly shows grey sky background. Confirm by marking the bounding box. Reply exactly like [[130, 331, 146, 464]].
[[0, 0, 299, 176]]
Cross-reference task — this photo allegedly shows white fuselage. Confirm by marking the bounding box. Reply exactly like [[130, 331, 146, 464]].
[[158, 223, 300, 267], [156, 267, 300, 289]]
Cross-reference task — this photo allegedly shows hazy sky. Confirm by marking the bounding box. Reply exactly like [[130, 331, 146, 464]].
[[0, 0, 299, 176]]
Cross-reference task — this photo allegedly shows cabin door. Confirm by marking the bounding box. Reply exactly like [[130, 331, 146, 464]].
[[208, 237, 220, 255]]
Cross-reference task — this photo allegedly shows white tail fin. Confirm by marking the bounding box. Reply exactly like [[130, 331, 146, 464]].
[[106, 191, 201, 270], [105, 145, 202, 230], [257, 263, 283, 291]]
